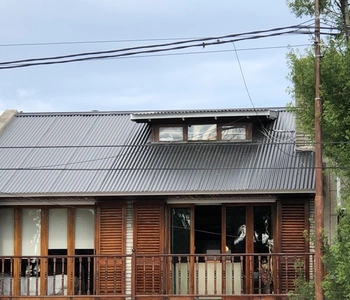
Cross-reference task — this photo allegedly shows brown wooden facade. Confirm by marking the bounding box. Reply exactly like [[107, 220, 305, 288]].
[[0, 195, 313, 300]]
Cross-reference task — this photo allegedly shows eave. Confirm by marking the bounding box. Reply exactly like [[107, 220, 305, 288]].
[[130, 109, 278, 123]]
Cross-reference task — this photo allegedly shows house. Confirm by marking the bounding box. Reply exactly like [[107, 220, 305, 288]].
[[0, 107, 338, 300]]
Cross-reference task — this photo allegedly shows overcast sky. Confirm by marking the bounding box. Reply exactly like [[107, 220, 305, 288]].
[[0, 1, 313, 113]]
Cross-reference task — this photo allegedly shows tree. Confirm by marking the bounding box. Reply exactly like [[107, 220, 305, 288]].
[[322, 200, 350, 299], [288, 40, 350, 185], [286, 0, 350, 38], [287, 1, 350, 299], [287, 0, 350, 187]]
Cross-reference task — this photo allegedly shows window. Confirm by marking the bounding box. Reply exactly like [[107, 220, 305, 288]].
[[159, 126, 184, 141], [22, 209, 41, 256], [0, 207, 95, 295], [188, 124, 217, 141], [49, 208, 67, 250], [170, 204, 274, 295], [0, 208, 14, 256], [154, 123, 251, 142], [221, 125, 247, 141], [0, 208, 14, 276]]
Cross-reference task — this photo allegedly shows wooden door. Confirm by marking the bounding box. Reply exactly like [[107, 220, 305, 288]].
[[278, 200, 309, 293], [96, 203, 126, 296], [134, 201, 164, 296]]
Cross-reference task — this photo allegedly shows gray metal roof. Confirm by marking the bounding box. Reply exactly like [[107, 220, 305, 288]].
[[0, 109, 315, 197]]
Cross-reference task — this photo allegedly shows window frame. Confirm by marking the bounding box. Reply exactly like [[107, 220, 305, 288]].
[[218, 123, 252, 141], [157, 125, 186, 142], [153, 123, 252, 142], [2, 206, 95, 296]]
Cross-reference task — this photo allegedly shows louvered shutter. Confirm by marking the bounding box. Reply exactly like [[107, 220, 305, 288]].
[[279, 201, 308, 293], [134, 202, 164, 295], [96, 204, 125, 295]]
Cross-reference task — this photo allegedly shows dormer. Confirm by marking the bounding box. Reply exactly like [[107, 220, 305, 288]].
[[130, 108, 278, 142]]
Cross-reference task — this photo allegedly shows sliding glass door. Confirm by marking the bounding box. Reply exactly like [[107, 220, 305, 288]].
[[170, 204, 274, 295]]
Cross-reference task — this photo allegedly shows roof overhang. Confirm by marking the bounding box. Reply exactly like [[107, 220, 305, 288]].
[[0, 189, 315, 200], [130, 109, 278, 123]]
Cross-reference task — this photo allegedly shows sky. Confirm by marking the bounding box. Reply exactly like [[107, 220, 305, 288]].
[[0, 0, 313, 114]]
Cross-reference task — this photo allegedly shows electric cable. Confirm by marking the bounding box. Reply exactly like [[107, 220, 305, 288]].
[[0, 25, 339, 70]]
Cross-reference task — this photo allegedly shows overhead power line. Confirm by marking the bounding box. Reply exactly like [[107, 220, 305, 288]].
[[0, 24, 339, 70], [0, 37, 207, 48]]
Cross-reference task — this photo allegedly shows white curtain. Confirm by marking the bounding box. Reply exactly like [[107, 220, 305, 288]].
[[0, 208, 14, 255], [49, 209, 67, 249], [75, 208, 94, 249]]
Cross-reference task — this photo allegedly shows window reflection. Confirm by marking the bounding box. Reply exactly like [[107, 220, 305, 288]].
[[226, 206, 246, 254], [188, 124, 217, 141], [171, 208, 190, 254], [222, 126, 246, 140], [159, 127, 183, 141], [22, 209, 41, 256]]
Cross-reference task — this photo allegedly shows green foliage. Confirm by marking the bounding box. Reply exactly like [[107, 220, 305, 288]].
[[288, 260, 315, 300], [288, 41, 350, 187], [287, 1, 350, 299], [287, 0, 349, 32], [323, 200, 350, 299], [286, 0, 331, 17]]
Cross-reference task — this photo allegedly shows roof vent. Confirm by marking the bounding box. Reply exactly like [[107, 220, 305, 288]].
[[294, 112, 314, 151], [295, 131, 314, 151]]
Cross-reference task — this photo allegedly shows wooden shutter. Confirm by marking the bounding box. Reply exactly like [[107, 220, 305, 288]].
[[134, 202, 164, 295], [279, 200, 308, 293], [96, 204, 125, 295]]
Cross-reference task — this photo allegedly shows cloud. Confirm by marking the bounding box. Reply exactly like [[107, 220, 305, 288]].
[[16, 88, 38, 98], [0, 0, 307, 114]]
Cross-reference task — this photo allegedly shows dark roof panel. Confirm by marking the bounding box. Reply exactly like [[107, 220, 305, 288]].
[[0, 109, 315, 196]]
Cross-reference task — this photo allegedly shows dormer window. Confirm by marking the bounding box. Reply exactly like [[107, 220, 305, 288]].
[[159, 126, 184, 142], [188, 124, 217, 141], [154, 123, 251, 142], [130, 108, 277, 143], [221, 125, 247, 141]]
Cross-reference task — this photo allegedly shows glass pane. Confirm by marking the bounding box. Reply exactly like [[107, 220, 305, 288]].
[[195, 206, 221, 255], [171, 208, 190, 254], [49, 209, 67, 249], [253, 206, 273, 253], [188, 124, 217, 141], [159, 126, 183, 141], [0, 208, 14, 255], [226, 206, 246, 254], [253, 206, 273, 294], [221, 126, 246, 140], [75, 208, 95, 249], [22, 209, 41, 256], [171, 208, 190, 295]]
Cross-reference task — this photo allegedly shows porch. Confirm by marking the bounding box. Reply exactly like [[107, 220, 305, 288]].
[[0, 252, 314, 299]]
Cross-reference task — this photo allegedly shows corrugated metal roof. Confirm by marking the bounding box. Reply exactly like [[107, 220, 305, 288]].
[[0, 109, 315, 196]]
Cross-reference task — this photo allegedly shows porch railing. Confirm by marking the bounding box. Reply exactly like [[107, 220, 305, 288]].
[[0, 252, 314, 298]]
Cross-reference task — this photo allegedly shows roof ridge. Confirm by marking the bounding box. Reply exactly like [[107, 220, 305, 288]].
[[15, 107, 287, 117]]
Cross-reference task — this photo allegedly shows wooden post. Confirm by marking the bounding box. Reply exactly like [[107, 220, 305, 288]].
[[314, 0, 324, 299]]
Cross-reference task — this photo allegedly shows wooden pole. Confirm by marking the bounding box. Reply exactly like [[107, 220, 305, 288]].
[[314, 0, 324, 299]]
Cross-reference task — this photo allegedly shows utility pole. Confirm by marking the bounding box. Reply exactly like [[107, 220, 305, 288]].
[[314, 0, 324, 299]]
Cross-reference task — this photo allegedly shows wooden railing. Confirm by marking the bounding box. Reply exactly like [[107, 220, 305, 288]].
[[0, 253, 314, 298]]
